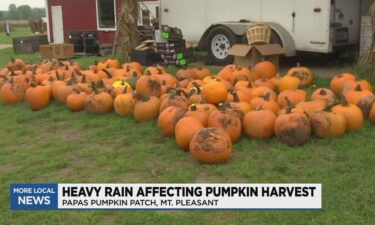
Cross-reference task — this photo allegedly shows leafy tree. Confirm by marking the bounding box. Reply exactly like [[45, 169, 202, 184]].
[[31, 8, 46, 19], [8, 4, 18, 20], [17, 5, 32, 20]]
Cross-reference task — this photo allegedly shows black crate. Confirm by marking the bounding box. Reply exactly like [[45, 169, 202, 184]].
[[69, 32, 84, 53], [12, 35, 48, 54], [130, 50, 161, 66]]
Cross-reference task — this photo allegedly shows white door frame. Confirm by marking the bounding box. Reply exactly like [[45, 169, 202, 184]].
[[51, 5, 64, 44]]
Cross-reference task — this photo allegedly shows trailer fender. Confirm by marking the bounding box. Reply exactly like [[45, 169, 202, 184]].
[[199, 22, 296, 57]]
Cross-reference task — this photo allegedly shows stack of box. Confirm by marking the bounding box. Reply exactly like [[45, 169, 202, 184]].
[[138, 26, 155, 42], [154, 25, 188, 67]]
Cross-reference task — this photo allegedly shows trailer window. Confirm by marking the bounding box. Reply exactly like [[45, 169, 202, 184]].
[[96, 0, 116, 30]]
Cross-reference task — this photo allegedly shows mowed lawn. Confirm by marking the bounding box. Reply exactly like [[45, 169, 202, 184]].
[[0, 27, 33, 45], [0, 48, 374, 225]]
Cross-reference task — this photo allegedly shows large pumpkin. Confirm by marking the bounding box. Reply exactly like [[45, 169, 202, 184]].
[[85, 87, 113, 114], [135, 75, 161, 97], [332, 97, 364, 131], [157, 106, 186, 137], [66, 88, 88, 112], [310, 105, 346, 138], [201, 79, 228, 105], [175, 116, 204, 150], [133, 94, 161, 122], [243, 108, 276, 139], [207, 105, 242, 143], [278, 75, 301, 92], [311, 88, 335, 105], [274, 105, 311, 146], [25, 83, 51, 111], [189, 128, 232, 164]]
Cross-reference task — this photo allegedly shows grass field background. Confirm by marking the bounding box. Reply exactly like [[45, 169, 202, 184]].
[[0, 45, 374, 224]]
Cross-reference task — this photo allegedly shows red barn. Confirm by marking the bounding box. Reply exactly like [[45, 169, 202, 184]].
[[45, 0, 159, 46]]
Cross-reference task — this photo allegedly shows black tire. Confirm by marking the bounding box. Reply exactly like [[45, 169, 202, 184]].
[[206, 26, 239, 66]]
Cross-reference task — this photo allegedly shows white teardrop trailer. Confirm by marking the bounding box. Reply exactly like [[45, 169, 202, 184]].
[[159, 0, 360, 65]]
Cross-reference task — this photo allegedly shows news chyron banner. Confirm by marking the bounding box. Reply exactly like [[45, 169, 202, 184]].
[[10, 184, 321, 210]]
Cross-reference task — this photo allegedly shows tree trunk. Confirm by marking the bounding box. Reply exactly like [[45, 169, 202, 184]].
[[115, 0, 139, 62]]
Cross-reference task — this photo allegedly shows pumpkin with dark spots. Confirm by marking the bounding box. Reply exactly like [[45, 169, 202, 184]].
[[157, 106, 186, 137], [189, 128, 232, 164]]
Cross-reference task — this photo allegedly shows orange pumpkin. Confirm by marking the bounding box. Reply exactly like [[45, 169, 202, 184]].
[[250, 93, 280, 115], [66, 88, 88, 112], [136, 75, 161, 97], [310, 105, 346, 138], [85, 86, 113, 114], [0, 78, 24, 105], [254, 77, 277, 91], [287, 64, 313, 87], [330, 73, 356, 96], [185, 104, 210, 127], [311, 88, 336, 105], [157, 106, 186, 137], [332, 97, 364, 131], [113, 88, 136, 116], [344, 85, 374, 105], [277, 89, 307, 108], [133, 94, 161, 122], [25, 83, 50, 111], [253, 61, 277, 79], [243, 108, 276, 139], [278, 75, 301, 92], [175, 116, 204, 150], [189, 128, 232, 164], [201, 79, 228, 105]]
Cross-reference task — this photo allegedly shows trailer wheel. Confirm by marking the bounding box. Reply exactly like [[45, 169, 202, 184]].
[[206, 26, 238, 65]]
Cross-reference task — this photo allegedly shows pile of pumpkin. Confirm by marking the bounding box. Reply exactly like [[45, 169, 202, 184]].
[[1, 58, 375, 164]]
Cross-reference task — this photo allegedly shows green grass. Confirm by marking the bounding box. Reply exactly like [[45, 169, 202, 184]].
[[0, 27, 34, 45], [0, 48, 374, 224]]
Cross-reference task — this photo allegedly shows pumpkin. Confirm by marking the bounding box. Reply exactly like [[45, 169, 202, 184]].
[[278, 75, 301, 92], [56, 79, 76, 104], [66, 88, 88, 112], [7, 58, 26, 72], [250, 93, 280, 115], [370, 103, 375, 123], [176, 68, 197, 80], [85, 85, 113, 114], [330, 73, 356, 96], [254, 77, 277, 91], [296, 99, 327, 115], [201, 79, 228, 105], [189, 127, 232, 164], [343, 79, 373, 93], [51, 72, 66, 100], [157, 106, 186, 137], [25, 83, 50, 111], [311, 88, 335, 105], [230, 67, 251, 83], [287, 64, 313, 87], [344, 85, 374, 105], [274, 104, 311, 146], [193, 68, 211, 80], [227, 90, 252, 116], [277, 89, 307, 108], [175, 116, 204, 150], [357, 95, 375, 118], [207, 104, 242, 143], [250, 87, 277, 101], [133, 93, 161, 122], [144, 66, 165, 76], [243, 108, 276, 139], [332, 97, 364, 131], [217, 67, 234, 81], [113, 88, 136, 116], [185, 104, 210, 127], [253, 61, 277, 79], [159, 89, 189, 113], [135, 75, 161, 97], [0, 78, 24, 105], [310, 105, 346, 138], [106, 58, 120, 69]]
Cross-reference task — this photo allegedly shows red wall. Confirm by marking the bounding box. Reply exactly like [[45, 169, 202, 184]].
[[47, 0, 121, 45]]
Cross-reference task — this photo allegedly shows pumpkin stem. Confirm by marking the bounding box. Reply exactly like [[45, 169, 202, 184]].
[[341, 94, 349, 107], [285, 97, 294, 114], [354, 84, 362, 92], [262, 92, 271, 101], [81, 75, 86, 83], [190, 104, 197, 111], [247, 81, 253, 88], [144, 69, 152, 76], [231, 90, 241, 103], [177, 89, 188, 98], [323, 103, 335, 112], [102, 69, 113, 78], [319, 88, 327, 96], [48, 77, 55, 82], [122, 86, 128, 94], [133, 92, 150, 102]]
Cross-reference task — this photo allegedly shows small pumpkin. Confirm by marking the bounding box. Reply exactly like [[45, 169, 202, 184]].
[[157, 106, 186, 137], [243, 107, 276, 139], [330, 73, 356, 96], [332, 97, 364, 131], [311, 88, 335, 105], [287, 63, 313, 87], [253, 61, 277, 79], [113, 87, 136, 116], [189, 128, 232, 164], [254, 77, 277, 91], [133, 93, 161, 122], [66, 88, 88, 112], [193, 68, 211, 80], [250, 92, 280, 115]]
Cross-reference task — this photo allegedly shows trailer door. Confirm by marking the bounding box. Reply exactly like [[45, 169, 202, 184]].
[[293, 0, 331, 53]]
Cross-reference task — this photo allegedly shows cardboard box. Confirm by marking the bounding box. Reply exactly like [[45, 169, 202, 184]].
[[39, 44, 75, 59], [229, 44, 284, 70]]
